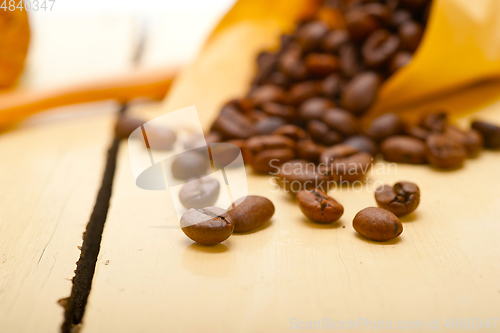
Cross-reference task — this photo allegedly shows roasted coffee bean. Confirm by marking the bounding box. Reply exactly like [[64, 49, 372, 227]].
[[260, 102, 296, 120], [341, 72, 381, 115], [375, 182, 420, 217], [362, 29, 400, 68], [353, 207, 403, 242], [297, 189, 344, 224], [295, 21, 329, 51], [391, 9, 412, 27], [180, 207, 234, 245], [381, 136, 427, 164], [115, 115, 145, 139], [278, 43, 308, 80], [249, 84, 286, 106], [255, 51, 278, 81], [389, 51, 412, 74], [321, 74, 342, 98], [305, 53, 340, 77], [212, 106, 254, 140], [339, 43, 363, 78], [226, 139, 252, 164], [267, 71, 290, 87], [179, 177, 220, 209], [320, 144, 372, 182], [471, 120, 500, 149], [254, 117, 287, 135], [426, 133, 466, 169], [322, 108, 361, 137], [363, 3, 392, 25], [343, 135, 378, 156], [420, 111, 448, 132], [279, 160, 331, 194], [405, 125, 431, 141], [345, 7, 382, 40], [296, 140, 325, 162], [171, 151, 210, 180], [228, 196, 275, 232], [399, 20, 424, 52], [321, 30, 350, 53], [273, 124, 309, 141], [307, 120, 343, 146], [443, 125, 483, 157], [299, 97, 335, 120], [366, 113, 404, 142], [247, 135, 296, 173], [287, 81, 320, 106]]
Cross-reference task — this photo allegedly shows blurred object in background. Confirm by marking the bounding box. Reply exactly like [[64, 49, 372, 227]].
[[0, 8, 30, 89]]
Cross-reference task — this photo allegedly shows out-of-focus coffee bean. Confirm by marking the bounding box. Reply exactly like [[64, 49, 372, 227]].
[[364, 3, 392, 25], [381, 136, 427, 164], [297, 189, 344, 224], [115, 115, 145, 139], [287, 81, 321, 106], [171, 151, 210, 180], [362, 29, 400, 68], [205, 131, 222, 145], [320, 144, 372, 182], [322, 108, 361, 137], [179, 177, 220, 209], [321, 30, 350, 53], [345, 7, 382, 40], [399, 20, 424, 52], [391, 9, 412, 27], [249, 84, 286, 106], [307, 120, 343, 146], [278, 159, 331, 194], [261, 102, 296, 120], [180, 207, 234, 245], [375, 181, 420, 217], [341, 72, 381, 115], [443, 126, 483, 157], [267, 71, 290, 87], [343, 135, 378, 156], [405, 125, 431, 141], [420, 111, 448, 132], [426, 133, 467, 169], [247, 135, 296, 173], [366, 113, 404, 142], [296, 140, 325, 162], [212, 106, 254, 140], [273, 124, 309, 141], [226, 139, 252, 164], [321, 74, 342, 98], [353, 207, 403, 242], [299, 97, 335, 120], [278, 43, 308, 80], [471, 120, 500, 149], [305, 53, 340, 77], [295, 21, 329, 51], [389, 51, 412, 74], [255, 51, 277, 83], [339, 43, 363, 78], [254, 117, 287, 135], [228, 196, 275, 233]]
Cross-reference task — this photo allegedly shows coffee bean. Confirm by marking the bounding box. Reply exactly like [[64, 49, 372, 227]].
[[278, 43, 308, 80], [363, 3, 392, 25], [339, 43, 363, 78], [305, 53, 340, 77], [261, 102, 296, 120], [443, 125, 483, 157], [389, 51, 412, 74], [254, 117, 287, 135], [180, 207, 234, 245], [381, 136, 427, 164], [247, 135, 296, 173], [212, 106, 254, 140], [471, 120, 500, 149], [320, 144, 372, 182], [343, 135, 378, 156], [171, 151, 210, 180], [279, 160, 331, 194], [273, 124, 309, 141], [299, 97, 335, 120], [405, 125, 431, 141], [296, 140, 325, 162], [225, 139, 252, 164], [391, 9, 412, 27], [362, 29, 400, 68], [297, 189, 344, 224], [322, 108, 361, 137], [366, 113, 404, 142], [341, 72, 381, 115], [321, 30, 350, 53], [420, 111, 448, 132], [375, 182, 420, 217], [295, 21, 329, 52], [179, 177, 220, 209], [321, 74, 342, 98], [353, 207, 403, 242], [345, 7, 382, 40], [399, 20, 424, 52], [426, 133, 466, 169], [287, 81, 320, 106], [249, 84, 286, 106], [307, 120, 343, 146], [228, 196, 275, 232], [115, 115, 145, 139]]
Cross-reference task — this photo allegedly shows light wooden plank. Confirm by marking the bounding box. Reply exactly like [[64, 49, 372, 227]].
[[82, 22, 500, 333]]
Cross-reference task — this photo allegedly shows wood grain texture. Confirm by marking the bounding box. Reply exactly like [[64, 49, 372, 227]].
[[82, 22, 500, 333]]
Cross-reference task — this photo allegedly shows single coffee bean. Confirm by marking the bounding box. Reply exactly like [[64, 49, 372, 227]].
[[399, 20, 424, 52], [389, 51, 412, 74], [279, 160, 331, 194], [297, 189, 344, 224], [287, 81, 320, 106], [391, 9, 412, 27], [375, 182, 420, 217], [266, 71, 290, 87], [405, 125, 431, 141], [212, 106, 254, 140], [296, 140, 325, 163], [341, 72, 381, 115], [249, 84, 286, 106], [305, 53, 340, 77], [425, 133, 467, 169], [366, 113, 404, 142], [353, 207, 403, 242], [254, 117, 287, 135], [320, 144, 372, 182], [179, 177, 220, 209], [345, 7, 382, 41], [247, 135, 296, 173], [171, 151, 210, 180], [115, 115, 145, 139], [322, 108, 361, 137], [321, 30, 349, 53], [343, 135, 378, 156], [381, 136, 427, 164], [273, 124, 309, 141], [180, 207, 234, 245], [363, 3, 392, 25], [420, 111, 448, 132], [225, 139, 252, 164], [295, 21, 329, 52], [278, 43, 308, 80], [307, 120, 343, 146], [362, 29, 400, 68], [321, 74, 342, 99], [228, 196, 275, 233], [299, 97, 335, 120], [471, 120, 500, 149], [261, 102, 296, 120], [443, 125, 483, 157], [339, 43, 363, 78]]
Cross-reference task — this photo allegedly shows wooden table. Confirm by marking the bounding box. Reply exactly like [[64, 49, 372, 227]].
[[1, 17, 500, 333]]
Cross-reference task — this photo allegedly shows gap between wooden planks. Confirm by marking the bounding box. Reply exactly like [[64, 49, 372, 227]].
[[81, 22, 500, 333]]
